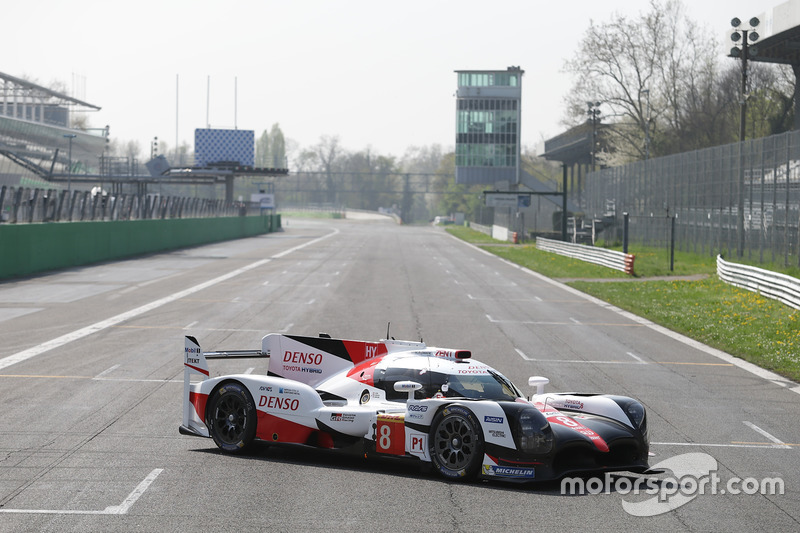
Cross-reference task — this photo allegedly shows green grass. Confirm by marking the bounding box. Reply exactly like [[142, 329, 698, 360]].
[[446, 225, 800, 382], [445, 225, 506, 244], [571, 278, 800, 382]]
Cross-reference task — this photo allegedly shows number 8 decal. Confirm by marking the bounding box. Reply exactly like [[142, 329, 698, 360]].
[[379, 423, 392, 450]]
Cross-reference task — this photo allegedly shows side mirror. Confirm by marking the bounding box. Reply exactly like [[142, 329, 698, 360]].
[[528, 376, 550, 396], [394, 381, 423, 401]]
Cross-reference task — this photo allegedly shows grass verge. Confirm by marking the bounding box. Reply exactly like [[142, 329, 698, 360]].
[[446, 226, 800, 382]]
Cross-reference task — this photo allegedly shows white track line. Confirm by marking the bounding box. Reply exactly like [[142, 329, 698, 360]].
[[744, 421, 791, 449], [0, 468, 163, 515]]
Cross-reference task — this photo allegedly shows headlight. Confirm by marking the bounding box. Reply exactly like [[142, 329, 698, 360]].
[[625, 401, 648, 441], [517, 410, 554, 454], [625, 401, 645, 428]]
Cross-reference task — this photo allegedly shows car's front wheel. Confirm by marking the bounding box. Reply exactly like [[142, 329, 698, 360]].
[[429, 405, 484, 480], [206, 382, 257, 453]]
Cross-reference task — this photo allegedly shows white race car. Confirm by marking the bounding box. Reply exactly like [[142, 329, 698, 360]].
[[180, 332, 650, 482]]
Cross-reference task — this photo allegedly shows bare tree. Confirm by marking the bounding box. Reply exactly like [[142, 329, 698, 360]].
[[565, 0, 730, 161], [313, 135, 342, 204]]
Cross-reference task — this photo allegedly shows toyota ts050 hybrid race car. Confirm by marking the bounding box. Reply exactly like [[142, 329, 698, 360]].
[[180, 332, 650, 482]]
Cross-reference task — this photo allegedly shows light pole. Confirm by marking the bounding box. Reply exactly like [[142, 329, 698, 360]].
[[587, 101, 601, 172], [63, 133, 77, 194], [730, 16, 760, 258], [641, 89, 651, 160]]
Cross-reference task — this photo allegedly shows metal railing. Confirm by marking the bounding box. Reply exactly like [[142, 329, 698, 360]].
[[717, 255, 800, 310], [536, 237, 635, 275], [0, 185, 261, 223]]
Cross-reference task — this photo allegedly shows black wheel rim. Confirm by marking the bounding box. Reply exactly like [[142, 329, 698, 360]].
[[433, 414, 476, 471], [212, 393, 248, 444]]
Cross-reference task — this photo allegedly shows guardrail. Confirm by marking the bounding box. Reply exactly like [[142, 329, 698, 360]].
[[536, 237, 636, 275], [717, 255, 800, 310]]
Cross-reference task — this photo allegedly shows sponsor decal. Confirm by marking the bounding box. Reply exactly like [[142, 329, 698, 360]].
[[259, 386, 273, 392], [457, 368, 489, 375], [279, 387, 300, 395], [564, 399, 585, 410], [282, 364, 323, 374], [184, 346, 201, 365], [484, 416, 504, 424], [283, 351, 323, 365], [434, 350, 454, 358], [407, 404, 428, 412], [407, 413, 424, 420], [259, 396, 299, 411], [330, 413, 356, 423], [365, 344, 379, 359], [482, 465, 535, 478], [488, 429, 506, 438]]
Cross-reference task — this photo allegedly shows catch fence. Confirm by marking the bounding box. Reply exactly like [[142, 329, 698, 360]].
[[0, 185, 261, 223], [584, 130, 800, 267]]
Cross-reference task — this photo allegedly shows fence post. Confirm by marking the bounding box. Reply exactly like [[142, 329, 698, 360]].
[[623, 212, 629, 254], [670, 214, 676, 272]]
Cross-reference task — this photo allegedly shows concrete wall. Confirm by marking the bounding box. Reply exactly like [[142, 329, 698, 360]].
[[0, 214, 281, 279]]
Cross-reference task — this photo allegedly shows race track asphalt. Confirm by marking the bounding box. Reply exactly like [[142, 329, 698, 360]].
[[0, 216, 797, 532]]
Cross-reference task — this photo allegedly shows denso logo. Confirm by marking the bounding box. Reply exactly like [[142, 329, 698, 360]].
[[284, 351, 323, 365], [259, 396, 299, 410], [407, 404, 428, 412]]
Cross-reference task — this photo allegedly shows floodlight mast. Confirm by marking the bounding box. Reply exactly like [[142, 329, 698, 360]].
[[730, 16, 760, 258]]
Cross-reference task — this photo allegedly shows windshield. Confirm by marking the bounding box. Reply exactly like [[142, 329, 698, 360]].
[[428, 369, 522, 401]]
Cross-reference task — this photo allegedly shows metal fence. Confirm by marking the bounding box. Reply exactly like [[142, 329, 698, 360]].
[[584, 130, 800, 267], [0, 185, 261, 223]]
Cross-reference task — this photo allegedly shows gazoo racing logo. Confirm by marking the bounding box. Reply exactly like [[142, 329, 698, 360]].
[[259, 396, 299, 411], [283, 350, 324, 374]]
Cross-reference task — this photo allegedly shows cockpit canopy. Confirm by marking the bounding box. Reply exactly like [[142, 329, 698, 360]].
[[372, 354, 523, 401]]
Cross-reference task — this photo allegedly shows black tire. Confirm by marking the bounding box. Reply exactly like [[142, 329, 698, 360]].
[[429, 405, 484, 480], [206, 382, 257, 453]]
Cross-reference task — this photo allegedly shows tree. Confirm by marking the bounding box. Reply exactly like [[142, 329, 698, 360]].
[[269, 123, 286, 168], [562, 0, 793, 161], [312, 135, 342, 204], [255, 129, 271, 167]]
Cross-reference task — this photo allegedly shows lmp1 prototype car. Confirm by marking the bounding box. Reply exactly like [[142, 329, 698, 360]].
[[180, 332, 650, 482]]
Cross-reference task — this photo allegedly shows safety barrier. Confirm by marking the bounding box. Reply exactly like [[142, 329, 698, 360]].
[[0, 214, 281, 280], [536, 237, 635, 275], [717, 255, 800, 310]]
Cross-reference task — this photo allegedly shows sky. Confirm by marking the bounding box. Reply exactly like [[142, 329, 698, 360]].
[[2, 0, 780, 160]]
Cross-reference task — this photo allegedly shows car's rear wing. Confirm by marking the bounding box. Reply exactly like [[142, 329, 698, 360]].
[[182, 336, 267, 430]]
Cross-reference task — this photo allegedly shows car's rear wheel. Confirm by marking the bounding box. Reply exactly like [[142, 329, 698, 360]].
[[206, 382, 256, 453], [429, 405, 484, 480]]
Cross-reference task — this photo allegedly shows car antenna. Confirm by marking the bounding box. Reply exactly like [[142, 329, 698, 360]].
[[386, 322, 395, 340]]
